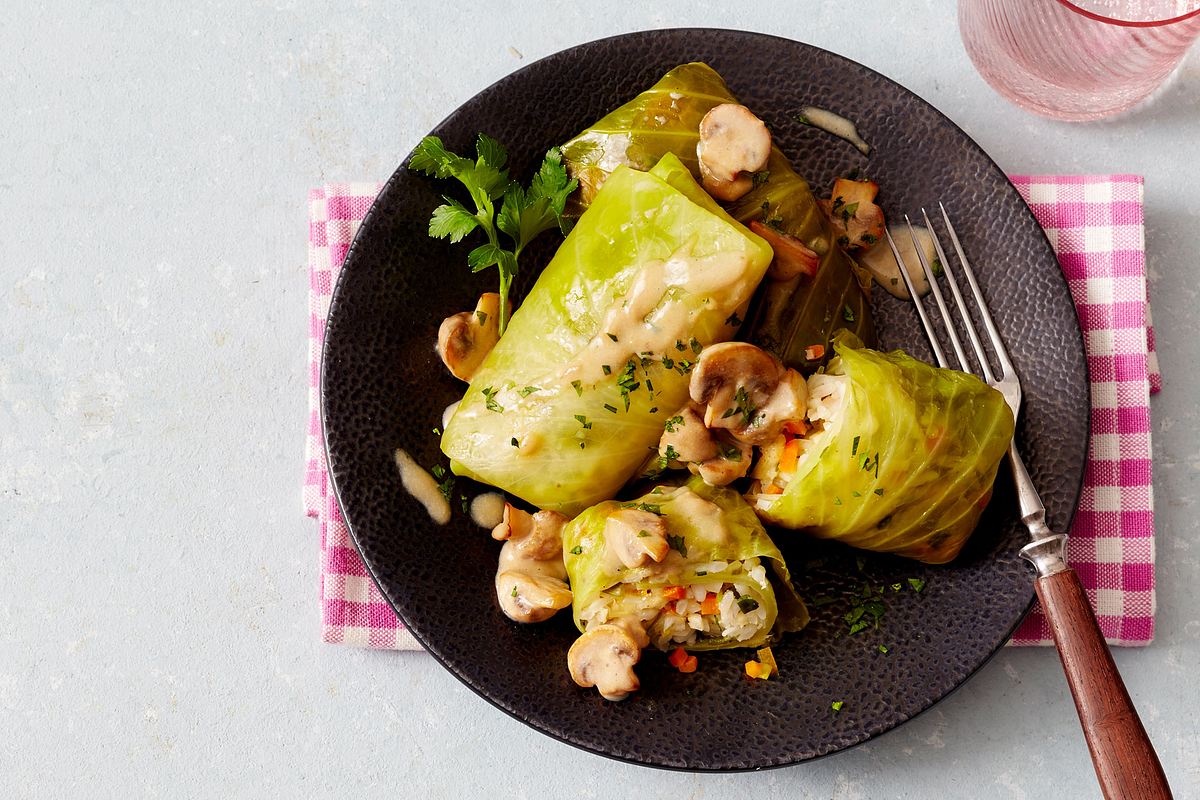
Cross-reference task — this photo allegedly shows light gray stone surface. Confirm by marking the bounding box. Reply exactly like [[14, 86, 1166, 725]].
[[3, 2, 1198, 798]]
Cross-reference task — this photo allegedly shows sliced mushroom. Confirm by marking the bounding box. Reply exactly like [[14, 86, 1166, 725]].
[[496, 571, 573, 624], [818, 178, 886, 252], [491, 503, 567, 562], [604, 508, 669, 569], [697, 104, 771, 202], [857, 224, 935, 300], [692, 436, 752, 486], [689, 342, 786, 445], [567, 624, 643, 701], [436, 292, 501, 382], [749, 221, 821, 281], [657, 404, 718, 464]]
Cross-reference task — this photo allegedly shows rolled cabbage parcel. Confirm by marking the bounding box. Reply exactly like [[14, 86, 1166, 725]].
[[440, 154, 773, 515], [560, 61, 875, 368], [563, 478, 808, 654], [748, 332, 1015, 564]]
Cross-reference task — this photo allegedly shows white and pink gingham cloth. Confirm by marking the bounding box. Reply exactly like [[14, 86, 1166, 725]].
[[304, 175, 1160, 651]]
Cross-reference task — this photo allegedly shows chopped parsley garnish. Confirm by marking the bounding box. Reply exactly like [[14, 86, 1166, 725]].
[[842, 305, 855, 323], [510, 586, 518, 598], [831, 701, 844, 712], [660, 354, 675, 370], [481, 386, 503, 413], [840, 201, 859, 223], [675, 340, 687, 352], [725, 311, 743, 327], [851, 435, 860, 455], [860, 232, 878, 246], [890, 583, 903, 592], [579, 442, 586, 449], [663, 444, 680, 462], [460, 494, 469, 514], [833, 497, 843, 506], [601, 364, 611, 376], [695, 570, 707, 577], [519, 385, 539, 397], [571, 379, 583, 396], [431, 464, 446, 479], [878, 644, 889, 654], [750, 170, 771, 189], [574, 414, 592, 430], [510, 437, 519, 447], [907, 577, 927, 593], [718, 442, 742, 461], [795, 112, 811, 126], [873, 488, 885, 496], [475, 310, 489, 326], [603, 403, 618, 414], [851, 490, 862, 498], [637, 529, 650, 538], [931, 257, 944, 278], [733, 386, 757, 424], [649, 407, 658, 414], [570, 545, 582, 555], [666, 534, 687, 556], [616, 359, 640, 411], [736, 596, 760, 613], [664, 415, 685, 433], [620, 501, 663, 515], [674, 359, 694, 375], [432, 427, 442, 436], [689, 337, 702, 355], [606, 332, 618, 342]]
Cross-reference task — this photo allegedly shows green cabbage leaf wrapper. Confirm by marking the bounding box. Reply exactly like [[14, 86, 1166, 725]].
[[756, 332, 1015, 564], [563, 478, 809, 650], [561, 61, 875, 368], [441, 154, 773, 515]]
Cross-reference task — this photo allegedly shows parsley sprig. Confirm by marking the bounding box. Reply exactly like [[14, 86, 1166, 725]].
[[408, 134, 577, 335]]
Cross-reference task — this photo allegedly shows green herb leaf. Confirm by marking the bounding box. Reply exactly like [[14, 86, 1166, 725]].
[[851, 435, 860, 455], [842, 304, 856, 323], [637, 529, 650, 538], [606, 332, 618, 342], [603, 403, 618, 414], [725, 311, 743, 327], [751, 170, 771, 189], [873, 488, 885, 496], [474, 133, 507, 170], [428, 199, 480, 243], [601, 364, 611, 376], [736, 596, 760, 613], [878, 644, 889, 654], [664, 415, 685, 433], [571, 379, 583, 396], [481, 386, 503, 413], [666, 534, 687, 557], [569, 545, 582, 555], [574, 414, 592, 430], [907, 577, 927, 593], [831, 700, 844, 712]]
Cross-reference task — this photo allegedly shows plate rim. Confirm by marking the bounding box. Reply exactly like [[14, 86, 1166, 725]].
[[319, 27, 1091, 771]]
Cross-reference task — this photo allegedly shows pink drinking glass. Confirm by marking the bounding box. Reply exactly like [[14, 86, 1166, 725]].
[[959, 0, 1200, 120]]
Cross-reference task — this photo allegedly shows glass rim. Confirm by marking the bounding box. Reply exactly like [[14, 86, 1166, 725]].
[[1055, 0, 1200, 27]]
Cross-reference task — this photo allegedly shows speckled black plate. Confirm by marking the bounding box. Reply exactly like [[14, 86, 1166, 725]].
[[321, 29, 1088, 770]]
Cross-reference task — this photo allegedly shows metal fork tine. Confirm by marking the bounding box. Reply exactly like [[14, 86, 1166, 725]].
[[920, 208, 996, 385], [885, 227, 948, 368], [905, 214, 970, 372], [939, 202, 1016, 376]]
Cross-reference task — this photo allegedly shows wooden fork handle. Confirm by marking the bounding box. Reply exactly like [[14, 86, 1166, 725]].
[[1036, 568, 1172, 799]]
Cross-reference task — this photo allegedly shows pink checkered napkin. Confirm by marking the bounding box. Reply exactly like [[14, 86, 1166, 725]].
[[1008, 175, 1159, 646], [305, 176, 1160, 650], [304, 183, 418, 650]]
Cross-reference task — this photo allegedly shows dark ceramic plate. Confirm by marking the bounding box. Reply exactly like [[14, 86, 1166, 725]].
[[321, 29, 1088, 770]]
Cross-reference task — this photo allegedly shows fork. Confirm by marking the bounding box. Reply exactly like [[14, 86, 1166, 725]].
[[885, 207, 1172, 800]]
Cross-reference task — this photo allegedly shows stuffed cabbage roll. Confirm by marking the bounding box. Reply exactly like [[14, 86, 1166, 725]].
[[748, 332, 1014, 564], [561, 62, 874, 368], [561, 479, 807, 699], [440, 154, 773, 516]]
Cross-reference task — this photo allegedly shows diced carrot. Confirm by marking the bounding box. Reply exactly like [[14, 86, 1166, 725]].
[[668, 646, 689, 669], [763, 483, 784, 495], [757, 646, 779, 678], [700, 592, 720, 615], [662, 585, 686, 601], [679, 655, 698, 673], [804, 344, 826, 361], [782, 419, 809, 439], [778, 439, 801, 474], [744, 660, 762, 679]]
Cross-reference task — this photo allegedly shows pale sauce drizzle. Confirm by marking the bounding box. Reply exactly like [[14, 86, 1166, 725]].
[[469, 492, 507, 529], [798, 106, 871, 156], [562, 248, 755, 385], [393, 449, 451, 525], [441, 400, 460, 430]]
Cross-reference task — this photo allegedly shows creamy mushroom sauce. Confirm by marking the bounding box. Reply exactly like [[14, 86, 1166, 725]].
[[393, 448, 451, 525], [858, 225, 935, 300], [798, 105, 871, 156], [561, 247, 757, 386]]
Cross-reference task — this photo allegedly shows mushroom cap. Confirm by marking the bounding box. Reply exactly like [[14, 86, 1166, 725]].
[[492, 503, 567, 561], [436, 292, 500, 382], [604, 508, 670, 569], [691, 437, 753, 486], [699, 161, 755, 203], [697, 103, 772, 183], [496, 571, 573, 624], [567, 624, 643, 701]]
